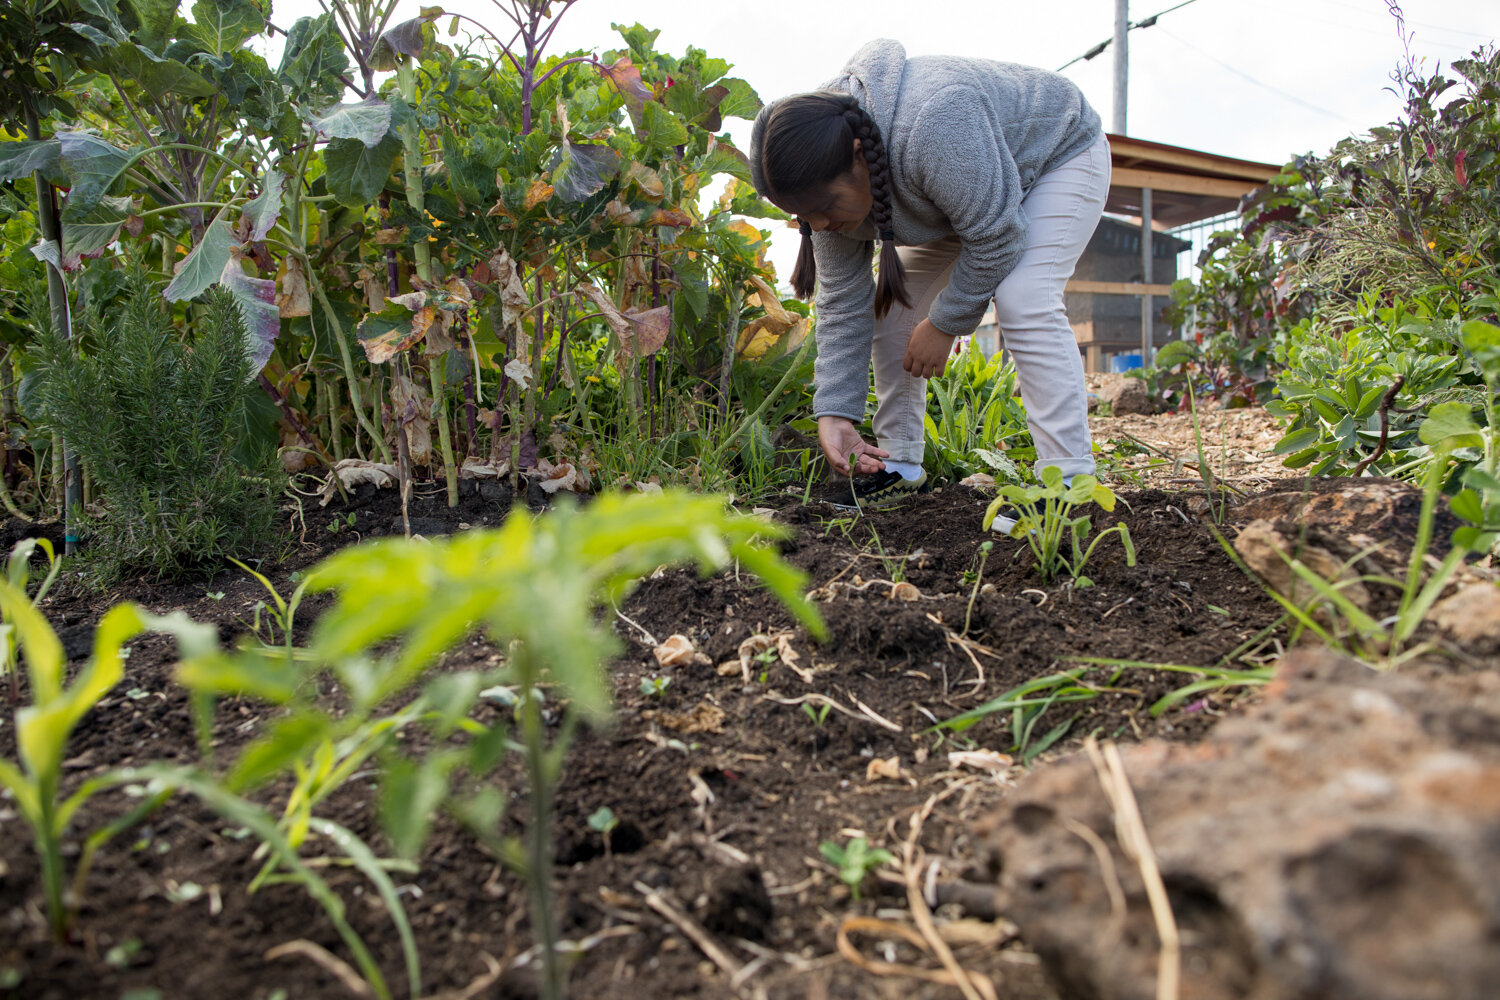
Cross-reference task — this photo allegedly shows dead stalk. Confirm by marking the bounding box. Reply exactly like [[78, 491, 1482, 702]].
[[1085, 738, 1180, 1000], [265, 940, 372, 998]]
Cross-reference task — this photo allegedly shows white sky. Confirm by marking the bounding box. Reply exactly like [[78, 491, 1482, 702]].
[[265, 0, 1498, 279]]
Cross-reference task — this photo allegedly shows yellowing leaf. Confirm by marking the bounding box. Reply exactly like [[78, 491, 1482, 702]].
[[276, 255, 312, 318], [523, 179, 554, 210], [622, 161, 665, 200]]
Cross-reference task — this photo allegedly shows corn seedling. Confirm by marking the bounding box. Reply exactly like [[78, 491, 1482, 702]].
[[231, 560, 314, 656], [0, 589, 216, 940], [963, 541, 994, 637], [2, 537, 61, 705], [819, 836, 892, 901], [801, 701, 831, 726], [983, 467, 1136, 585], [193, 490, 823, 1000]]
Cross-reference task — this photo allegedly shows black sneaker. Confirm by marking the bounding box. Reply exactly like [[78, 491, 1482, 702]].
[[826, 469, 928, 510]]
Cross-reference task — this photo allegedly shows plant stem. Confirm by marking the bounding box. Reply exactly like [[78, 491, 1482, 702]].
[[516, 651, 565, 1000], [303, 258, 391, 464]]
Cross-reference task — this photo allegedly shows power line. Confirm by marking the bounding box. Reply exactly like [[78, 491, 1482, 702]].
[[1056, 0, 1202, 72], [1154, 25, 1354, 123]]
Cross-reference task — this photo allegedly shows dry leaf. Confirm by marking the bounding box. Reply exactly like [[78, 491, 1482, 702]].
[[653, 634, 709, 668], [959, 473, 997, 488], [948, 750, 1014, 774], [503, 359, 533, 389], [775, 634, 814, 683], [319, 459, 398, 506], [459, 457, 508, 479], [276, 255, 312, 317], [890, 582, 921, 601], [655, 703, 725, 734], [523, 179, 554, 210], [486, 247, 530, 330], [391, 371, 432, 467], [865, 757, 902, 782], [355, 266, 386, 312]]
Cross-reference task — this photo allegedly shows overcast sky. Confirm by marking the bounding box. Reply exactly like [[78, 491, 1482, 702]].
[[264, 0, 1498, 277]]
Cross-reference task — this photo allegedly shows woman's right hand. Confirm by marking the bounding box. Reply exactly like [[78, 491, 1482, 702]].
[[818, 416, 888, 476]]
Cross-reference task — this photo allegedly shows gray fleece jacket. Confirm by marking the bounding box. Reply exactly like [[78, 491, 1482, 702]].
[[808, 39, 1102, 423]]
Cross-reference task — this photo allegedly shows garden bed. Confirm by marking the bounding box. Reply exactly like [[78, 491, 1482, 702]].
[[2, 412, 1482, 1000]]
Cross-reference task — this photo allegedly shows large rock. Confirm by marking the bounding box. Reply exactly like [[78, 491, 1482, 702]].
[[979, 649, 1500, 1000], [1232, 519, 1371, 614], [1095, 375, 1154, 416]]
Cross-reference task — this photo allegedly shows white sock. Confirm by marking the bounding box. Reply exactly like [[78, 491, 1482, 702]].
[[883, 460, 923, 481]]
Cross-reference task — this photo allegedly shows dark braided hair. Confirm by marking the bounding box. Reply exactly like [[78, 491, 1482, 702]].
[[750, 91, 911, 318]]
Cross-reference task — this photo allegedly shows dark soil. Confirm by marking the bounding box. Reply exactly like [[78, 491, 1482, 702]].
[[0, 474, 1289, 1000]]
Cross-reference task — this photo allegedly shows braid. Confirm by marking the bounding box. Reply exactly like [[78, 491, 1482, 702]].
[[791, 220, 816, 299], [840, 99, 910, 318]]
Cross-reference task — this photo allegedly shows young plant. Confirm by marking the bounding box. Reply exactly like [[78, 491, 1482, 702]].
[[231, 561, 315, 657], [588, 806, 619, 855], [638, 675, 671, 699], [963, 540, 994, 637], [983, 468, 1136, 585], [0, 587, 215, 940], [819, 835, 892, 902], [1, 537, 61, 704], [801, 702, 831, 727], [204, 490, 824, 1000]]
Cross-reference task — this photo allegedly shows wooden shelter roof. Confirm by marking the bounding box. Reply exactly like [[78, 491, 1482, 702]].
[[1103, 134, 1282, 228]]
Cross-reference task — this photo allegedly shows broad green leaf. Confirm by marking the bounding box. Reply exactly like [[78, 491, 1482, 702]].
[[228, 712, 332, 791], [1272, 426, 1321, 455], [60, 194, 132, 267], [0, 140, 64, 184], [243, 168, 284, 241], [57, 131, 133, 215], [379, 751, 460, 858], [277, 14, 350, 103], [371, 12, 438, 70], [323, 133, 401, 207], [163, 219, 235, 302], [308, 98, 393, 148], [1450, 488, 1484, 524], [219, 251, 279, 373], [123, 0, 177, 50], [75, 0, 129, 39], [715, 77, 762, 121], [0, 758, 40, 822], [551, 140, 620, 202], [1460, 320, 1500, 383], [111, 43, 217, 98], [1418, 402, 1483, 451], [188, 0, 267, 55], [637, 101, 689, 152]]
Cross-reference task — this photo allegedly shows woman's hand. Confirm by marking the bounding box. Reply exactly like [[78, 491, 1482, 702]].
[[903, 317, 956, 380], [818, 416, 888, 476]]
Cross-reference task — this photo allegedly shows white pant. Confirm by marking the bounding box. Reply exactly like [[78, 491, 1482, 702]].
[[871, 132, 1111, 479]]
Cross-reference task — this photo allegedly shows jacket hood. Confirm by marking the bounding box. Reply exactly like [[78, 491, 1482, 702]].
[[828, 39, 909, 145]]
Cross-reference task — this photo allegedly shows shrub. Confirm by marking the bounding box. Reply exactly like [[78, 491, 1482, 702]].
[[31, 276, 281, 584]]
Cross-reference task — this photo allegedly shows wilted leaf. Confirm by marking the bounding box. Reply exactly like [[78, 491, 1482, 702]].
[[523, 179, 554, 210], [391, 371, 432, 466], [601, 56, 652, 128], [220, 247, 280, 373], [551, 140, 620, 202], [357, 300, 424, 364], [243, 168, 284, 241], [307, 97, 393, 147], [355, 266, 386, 312], [485, 248, 530, 329], [865, 756, 902, 782], [458, 457, 508, 479], [276, 254, 311, 317], [164, 219, 236, 302], [947, 749, 1014, 774], [503, 358, 532, 390], [622, 161, 665, 200], [319, 459, 398, 505]]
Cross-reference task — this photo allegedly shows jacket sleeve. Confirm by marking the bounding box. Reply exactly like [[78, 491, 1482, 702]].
[[904, 85, 1027, 337], [809, 232, 876, 422]]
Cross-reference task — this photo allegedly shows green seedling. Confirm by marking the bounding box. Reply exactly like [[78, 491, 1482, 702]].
[[819, 836, 892, 901], [231, 560, 314, 656], [963, 541, 994, 637], [0, 590, 215, 940], [1, 537, 62, 705], [326, 512, 359, 535], [639, 675, 671, 699], [801, 702, 831, 726], [983, 467, 1135, 585], [588, 806, 620, 855]]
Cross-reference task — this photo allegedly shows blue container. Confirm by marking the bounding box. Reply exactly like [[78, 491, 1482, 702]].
[[1110, 353, 1144, 373]]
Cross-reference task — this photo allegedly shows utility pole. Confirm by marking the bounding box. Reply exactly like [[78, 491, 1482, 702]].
[[1114, 0, 1129, 133]]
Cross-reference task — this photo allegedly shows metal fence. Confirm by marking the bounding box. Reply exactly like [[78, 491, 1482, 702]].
[[1165, 210, 1241, 284]]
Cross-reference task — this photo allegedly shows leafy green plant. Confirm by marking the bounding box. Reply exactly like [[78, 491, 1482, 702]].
[[230, 561, 315, 660], [0, 586, 215, 940], [982, 468, 1135, 585], [588, 805, 619, 854], [182, 490, 822, 1000], [819, 835, 891, 902], [923, 341, 1028, 483], [30, 277, 281, 585], [638, 675, 671, 698]]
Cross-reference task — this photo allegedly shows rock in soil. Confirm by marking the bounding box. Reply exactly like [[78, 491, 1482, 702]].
[[1094, 374, 1155, 415], [978, 648, 1500, 1000]]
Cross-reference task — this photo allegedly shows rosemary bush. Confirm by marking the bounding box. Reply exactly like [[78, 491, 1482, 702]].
[[31, 277, 281, 583]]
